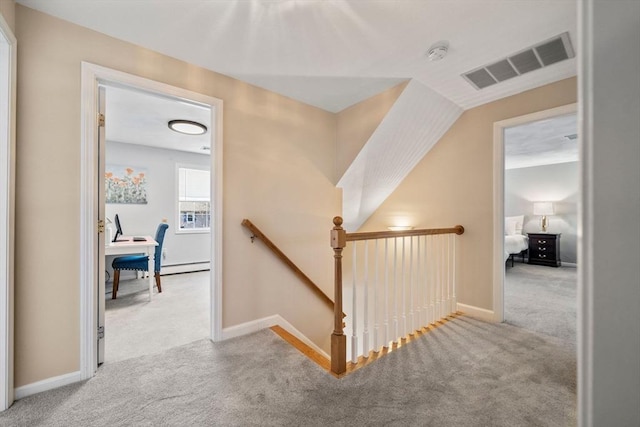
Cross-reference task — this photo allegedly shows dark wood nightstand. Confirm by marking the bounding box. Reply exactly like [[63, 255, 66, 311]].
[[527, 233, 561, 267]]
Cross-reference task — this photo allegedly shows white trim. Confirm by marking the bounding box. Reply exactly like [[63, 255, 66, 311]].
[[457, 303, 496, 323], [222, 315, 330, 360], [211, 98, 224, 343], [0, 13, 16, 412], [80, 62, 224, 381], [492, 103, 577, 323], [562, 262, 577, 268], [14, 371, 82, 400], [161, 262, 210, 275], [577, 1, 593, 424]]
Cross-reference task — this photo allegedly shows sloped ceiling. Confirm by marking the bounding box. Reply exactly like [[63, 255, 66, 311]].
[[338, 79, 462, 231]]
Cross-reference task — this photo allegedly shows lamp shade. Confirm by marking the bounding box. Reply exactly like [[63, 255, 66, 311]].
[[533, 202, 554, 216]]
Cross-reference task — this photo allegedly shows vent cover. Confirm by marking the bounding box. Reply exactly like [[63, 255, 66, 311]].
[[462, 32, 575, 90]]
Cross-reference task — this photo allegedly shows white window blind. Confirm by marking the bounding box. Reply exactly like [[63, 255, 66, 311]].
[[179, 168, 210, 202], [178, 167, 211, 231]]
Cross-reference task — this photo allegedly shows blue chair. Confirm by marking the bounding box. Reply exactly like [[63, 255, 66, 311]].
[[111, 223, 169, 299]]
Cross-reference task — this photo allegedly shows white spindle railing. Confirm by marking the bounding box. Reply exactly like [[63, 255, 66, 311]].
[[340, 228, 463, 363]]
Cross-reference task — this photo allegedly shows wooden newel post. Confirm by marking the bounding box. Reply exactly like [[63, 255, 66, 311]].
[[330, 216, 347, 375]]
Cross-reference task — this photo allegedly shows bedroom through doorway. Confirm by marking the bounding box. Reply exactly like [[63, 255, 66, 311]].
[[502, 109, 578, 345]]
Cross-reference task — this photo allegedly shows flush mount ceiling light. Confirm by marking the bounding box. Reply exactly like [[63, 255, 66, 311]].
[[426, 41, 449, 62], [168, 119, 207, 135]]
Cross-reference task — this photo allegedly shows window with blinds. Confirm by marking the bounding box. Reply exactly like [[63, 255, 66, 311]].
[[178, 167, 211, 231]]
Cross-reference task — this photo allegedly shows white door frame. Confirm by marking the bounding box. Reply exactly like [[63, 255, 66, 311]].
[[79, 62, 223, 379], [0, 13, 16, 412], [492, 103, 577, 322]]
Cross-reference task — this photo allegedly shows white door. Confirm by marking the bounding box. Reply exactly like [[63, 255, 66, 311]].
[[0, 13, 16, 412], [97, 85, 106, 365]]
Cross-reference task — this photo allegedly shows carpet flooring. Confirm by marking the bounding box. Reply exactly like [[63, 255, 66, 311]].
[[505, 263, 577, 349], [104, 271, 210, 363], [0, 316, 576, 426]]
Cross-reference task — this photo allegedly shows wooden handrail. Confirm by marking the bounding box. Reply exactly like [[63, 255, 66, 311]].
[[346, 225, 464, 242], [241, 219, 339, 315]]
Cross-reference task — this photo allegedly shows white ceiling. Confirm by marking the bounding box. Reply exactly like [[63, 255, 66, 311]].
[[17, 0, 577, 113], [505, 113, 578, 170], [16, 0, 579, 229], [104, 86, 212, 155]]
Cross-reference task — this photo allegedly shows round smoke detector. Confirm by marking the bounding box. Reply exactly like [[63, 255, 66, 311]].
[[427, 42, 449, 61]]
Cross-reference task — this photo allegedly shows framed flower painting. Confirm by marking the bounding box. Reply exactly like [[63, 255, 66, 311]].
[[105, 165, 148, 204]]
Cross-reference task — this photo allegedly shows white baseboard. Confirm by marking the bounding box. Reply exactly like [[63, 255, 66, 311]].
[[161, 262, 210, 275], [222, 315, 330, 360], [457, 303, 496, 323], [221, 315, 280, 340], [14, 370, 82, 400], [562, 262, 577, 268]]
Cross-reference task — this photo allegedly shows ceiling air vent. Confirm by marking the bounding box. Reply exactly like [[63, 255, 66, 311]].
[[462, 32, 575, 90]]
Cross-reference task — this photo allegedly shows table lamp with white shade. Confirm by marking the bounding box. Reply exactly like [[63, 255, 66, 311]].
[[533, 202, 554, 232]]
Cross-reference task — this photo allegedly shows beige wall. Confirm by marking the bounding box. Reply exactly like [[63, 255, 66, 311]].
[[359, 77, 577, 311], [335, 81, 407, 182], [14, 5, 339, 387], [0, 0, 15, 33]]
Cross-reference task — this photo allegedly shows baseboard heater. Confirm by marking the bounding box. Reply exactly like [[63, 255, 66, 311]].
[[160, 261, 210, 275]]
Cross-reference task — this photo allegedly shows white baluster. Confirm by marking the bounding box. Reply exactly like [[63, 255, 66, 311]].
[[441, 234, 446, 319], [447, 234, 452, 315], [383, 238, 389, 347], [351, 243, 358, 363], [373, 239, 379, 352], [452, 234, 457, 313], [438, 234, 447, 319], [416, 236, 422, 330], [392, 237, 399, 342], [363, 241, 369, 358], [445, 234, 450, 316], [425, 235, 431, 325], [443, 233, 449, 316], [435, 235, 441, 322], [408, 236, 415, 335], [401, 236, 407, 338]]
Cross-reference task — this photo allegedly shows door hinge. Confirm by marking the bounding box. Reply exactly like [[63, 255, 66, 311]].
[[98, 219, 105, 233], [97, 326, 104, 340], [98, 113, 105, 127]]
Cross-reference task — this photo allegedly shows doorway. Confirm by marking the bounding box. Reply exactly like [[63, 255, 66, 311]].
[[501, 111, 578, 343], [79, 63, 223, 379], [0, 12, 16, 411], [492, 103, 577, 322], [100, 84, 214, 364]]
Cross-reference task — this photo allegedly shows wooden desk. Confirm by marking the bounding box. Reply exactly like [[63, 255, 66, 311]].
[[105, 236, 158, 301]]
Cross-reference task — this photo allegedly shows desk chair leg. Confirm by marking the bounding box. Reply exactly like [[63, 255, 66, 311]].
[[112, 270, 120, 299], [155, 273, 162, 293]]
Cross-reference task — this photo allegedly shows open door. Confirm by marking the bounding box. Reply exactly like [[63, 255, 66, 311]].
[[97, 85, 106, 365], [0, 12, 16, 412]]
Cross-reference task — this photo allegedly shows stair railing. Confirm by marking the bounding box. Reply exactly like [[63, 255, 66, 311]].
[[242, 219, 338, 314], [330, 216, 464, 375]]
